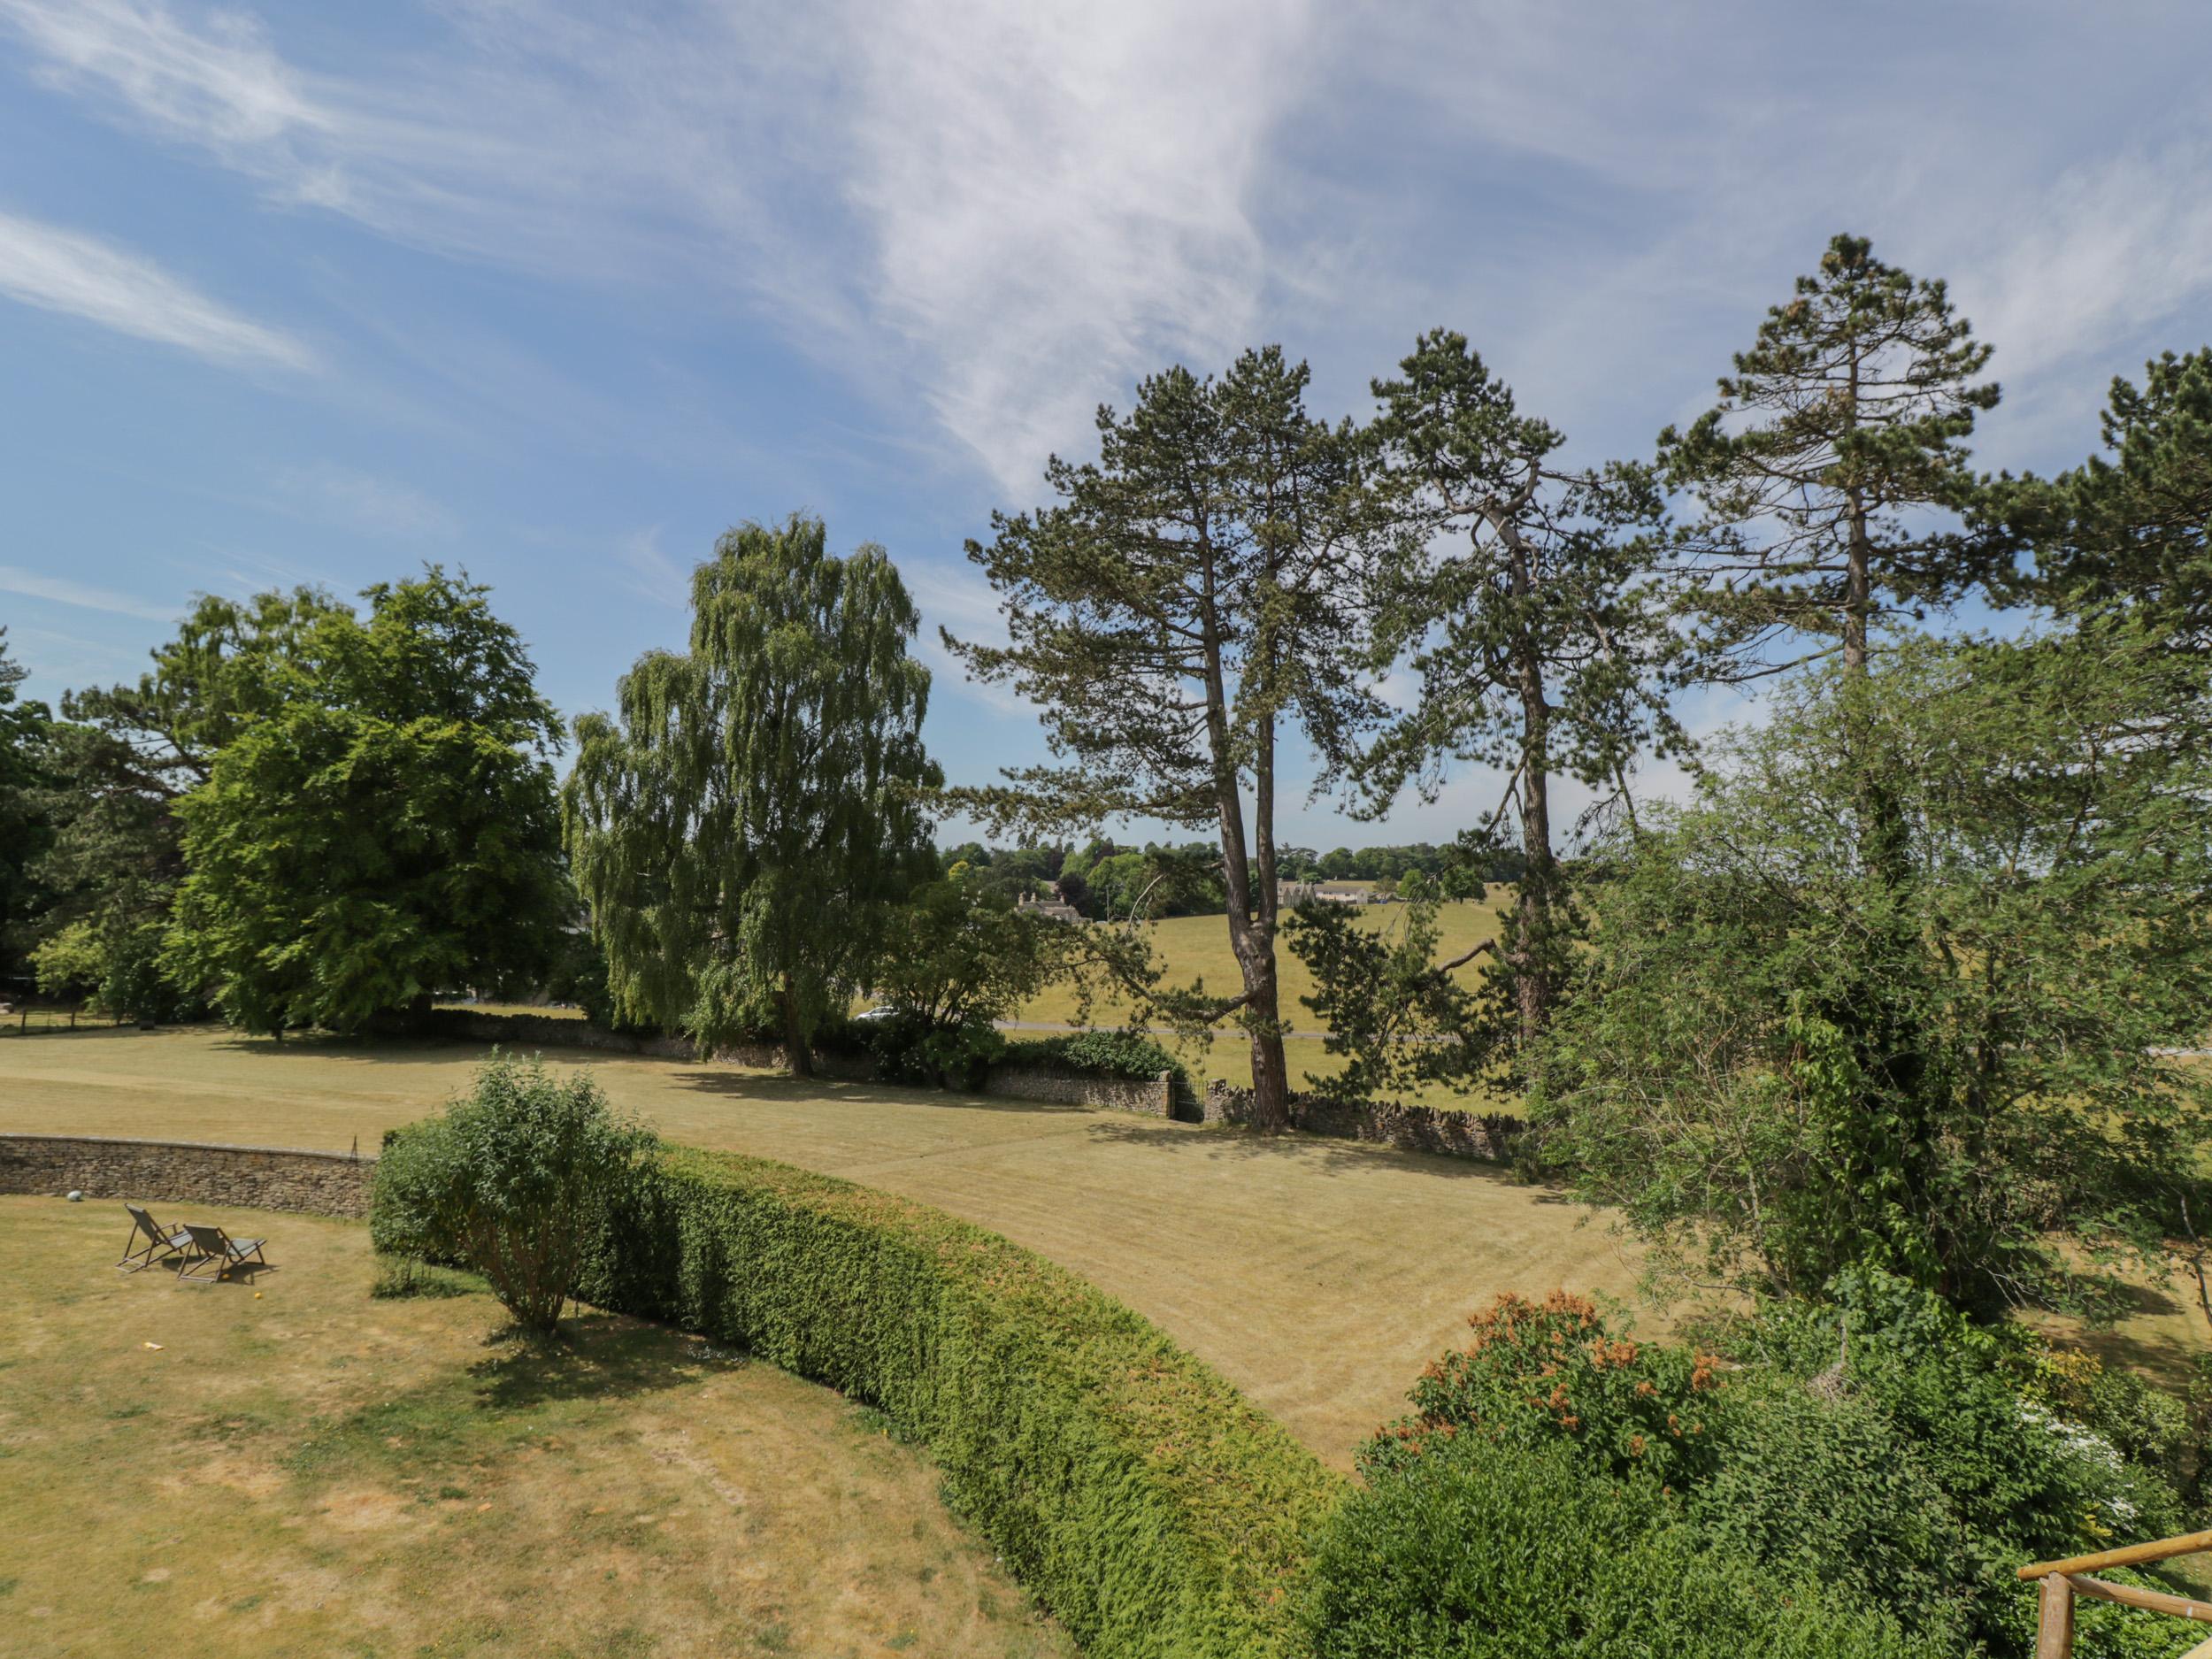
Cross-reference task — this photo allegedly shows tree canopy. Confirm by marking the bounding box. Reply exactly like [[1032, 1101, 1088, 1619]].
[[1527, 633, 2212, 1311], [164, 569, 566, 1033], [1660, 234, 2000, 677], [565, 515, 939, 1074], [948, 347, 1389, 1128], [1356, 329, 1681, 1051]]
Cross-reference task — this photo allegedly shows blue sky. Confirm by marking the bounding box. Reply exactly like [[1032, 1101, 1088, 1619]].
[[3, 0, 2209, 849]]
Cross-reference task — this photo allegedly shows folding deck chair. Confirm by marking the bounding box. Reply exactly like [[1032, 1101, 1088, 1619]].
[[175, 1223, 267, 1286], [118, 1203, 194, 1273]]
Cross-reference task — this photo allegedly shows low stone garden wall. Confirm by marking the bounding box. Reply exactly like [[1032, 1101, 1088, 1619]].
[[0, 1133, 376, 1217], [982, 1066, 1175, 1116], [1200, 1080, 1521, 1163]]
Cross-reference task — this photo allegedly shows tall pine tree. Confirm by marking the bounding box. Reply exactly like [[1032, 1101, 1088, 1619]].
[[949, 348, 1387, 1130], [1354, 330, 1680, 1050], [1659, 234, 1999, 678]]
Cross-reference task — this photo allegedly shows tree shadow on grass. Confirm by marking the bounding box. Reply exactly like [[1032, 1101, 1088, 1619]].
[[667, 1068, 1095, 1120], [1077, 1114, 1562, 1190], [469, 1309, 748, 1411]]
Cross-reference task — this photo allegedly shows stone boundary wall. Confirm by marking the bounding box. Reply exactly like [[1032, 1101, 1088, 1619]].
[[0, 1133, 375, 1217], [982, 1066, 1173, 1116], [1200, 1080, 1521, 1163], [383, 1009, 1168, 1114]]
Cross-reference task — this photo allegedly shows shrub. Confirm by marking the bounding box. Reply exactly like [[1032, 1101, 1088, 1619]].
[[370, 1052, 657, 1333], [1362, 1290, 1726, 1489], [1000, 1029, 1187, 1089], [1305, 1436, 1932, 1659], [1686, 1376, 1974, 1645], [864, 1011, 1005, 1089], [1366, 1273, 2204, 1658], [524, 1143, 1332, 1657]]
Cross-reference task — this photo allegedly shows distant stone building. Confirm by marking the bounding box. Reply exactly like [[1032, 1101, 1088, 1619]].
[[1278, 879, 1380, 908], [1018, 892, 1083, 924]]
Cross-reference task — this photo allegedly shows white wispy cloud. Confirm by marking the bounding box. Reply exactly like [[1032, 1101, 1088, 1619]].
[[268, 460, 457, 539], [0, 205, 312, 370], [0, 0, 1311, 489], [616, 526, 690, 607], [0, 563, 181, 623]]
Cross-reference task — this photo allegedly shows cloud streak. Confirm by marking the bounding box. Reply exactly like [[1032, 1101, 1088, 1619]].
[[0, 562, 181, 623], [0, 205, 312, 370]]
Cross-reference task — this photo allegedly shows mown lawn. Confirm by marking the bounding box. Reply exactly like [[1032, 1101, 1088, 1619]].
[[0, 1026, 1648, 1463], [0, 1196, 1071, 1659]]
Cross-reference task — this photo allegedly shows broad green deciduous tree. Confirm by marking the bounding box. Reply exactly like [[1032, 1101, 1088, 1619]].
[[949, 348, 1388, 1130], [1660, 234, 2000, 678], [1358, 330, 1681, 1050], [30, 588, 339, 1019], [565, 516, 939, 1075], [1528, 634, 2212, 1313], [0, 630, 55, 982], [165, 570, 566, 1033]]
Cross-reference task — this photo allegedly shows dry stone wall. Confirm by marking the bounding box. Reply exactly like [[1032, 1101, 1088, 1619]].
[[0, 1133, 375, 1217], [982, 1067, 1173, 1116]]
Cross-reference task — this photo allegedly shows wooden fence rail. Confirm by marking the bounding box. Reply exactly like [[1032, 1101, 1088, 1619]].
[[2021, 1530, 2212, 1658]]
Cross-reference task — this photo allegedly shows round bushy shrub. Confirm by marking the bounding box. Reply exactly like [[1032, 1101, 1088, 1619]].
[[370, 1051, 657, 1333], [1363, 1290, 1727, 1488], [1306, 1436, 1933, 1659]]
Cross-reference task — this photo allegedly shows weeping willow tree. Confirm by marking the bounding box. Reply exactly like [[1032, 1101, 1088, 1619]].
[[563, 515, 940, 1075]]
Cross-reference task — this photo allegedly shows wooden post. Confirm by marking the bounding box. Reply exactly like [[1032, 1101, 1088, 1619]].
[[2037, 1572, 2076, 1659]]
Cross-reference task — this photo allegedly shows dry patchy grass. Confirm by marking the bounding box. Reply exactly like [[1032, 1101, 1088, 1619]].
[[1010, 897, 1514, 1106], [0, 1196, 1071, 1659], [0, 1026, 1647, 1463]]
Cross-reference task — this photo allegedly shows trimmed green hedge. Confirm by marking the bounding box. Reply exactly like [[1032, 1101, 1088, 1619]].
[[1000, 1030, 1190, 1091], [549, 1145, 1336, 1657]]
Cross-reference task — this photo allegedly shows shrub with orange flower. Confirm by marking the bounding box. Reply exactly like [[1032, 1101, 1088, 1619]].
[[1360, 1288, 1727, 1487]]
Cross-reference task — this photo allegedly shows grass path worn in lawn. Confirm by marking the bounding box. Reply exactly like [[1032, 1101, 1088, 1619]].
[[1, 1026, 1647, 1465], [0, 1196, 1072, 1659]]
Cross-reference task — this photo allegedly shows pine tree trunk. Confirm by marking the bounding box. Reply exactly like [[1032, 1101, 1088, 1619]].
[[1247, 994, 1293, 1132], [780, 975, 812, 1078], [1507, 533, 1557, 1049]]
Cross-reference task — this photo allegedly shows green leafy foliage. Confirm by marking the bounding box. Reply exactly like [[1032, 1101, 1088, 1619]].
[[1286, 878, 1496, 1106], [1305, 1436, 1931, 1659], [998, 1029, 1187, 1088], [863, 873, 1073, 1084], [388, 1141, 1341, 1657], [1345, 1273, 2201, 1658], [1529, 634, 2212, 1311], [162, 571, 566, 1033], [370, 1053, 657, 1333], [0, 630, 56, 983], [1362, 1290, 1724, 1490], [565, 515, 940, 1075]]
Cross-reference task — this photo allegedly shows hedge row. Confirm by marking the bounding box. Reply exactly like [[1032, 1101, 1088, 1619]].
[[564, 1145, 1338, 1657]]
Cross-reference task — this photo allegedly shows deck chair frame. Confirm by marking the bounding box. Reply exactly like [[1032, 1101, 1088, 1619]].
[[175, 1223, 267, 1286], [118, 1203, 193, 1273]]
